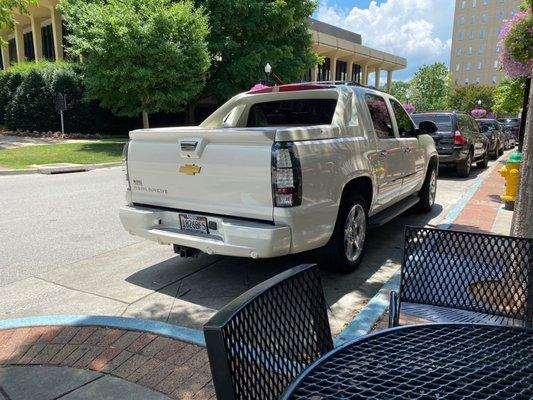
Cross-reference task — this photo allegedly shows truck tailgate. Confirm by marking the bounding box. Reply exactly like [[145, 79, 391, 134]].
[[127, 127, 276, 221]]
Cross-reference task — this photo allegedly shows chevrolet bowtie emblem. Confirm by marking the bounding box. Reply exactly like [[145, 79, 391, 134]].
[[179, 164, 202, 175]]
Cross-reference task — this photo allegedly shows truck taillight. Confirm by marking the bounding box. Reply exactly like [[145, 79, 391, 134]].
[[454, 130, 467, 145], [272, 142, 302, 207], [122, 141, 130, 190]]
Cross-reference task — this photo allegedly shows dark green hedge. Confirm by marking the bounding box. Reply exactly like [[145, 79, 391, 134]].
[[0, 61, 137, 135]]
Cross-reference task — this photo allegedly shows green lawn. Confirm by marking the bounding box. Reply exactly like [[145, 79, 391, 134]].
[[0, 141, 126, 169]]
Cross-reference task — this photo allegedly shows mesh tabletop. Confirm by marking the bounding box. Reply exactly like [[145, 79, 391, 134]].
[[282, 324, 533, 400]]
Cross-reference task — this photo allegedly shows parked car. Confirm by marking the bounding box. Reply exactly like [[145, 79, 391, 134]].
[[497, 117, 521, 138], [476, 118, 505, 159], [120, 83, 439, 273], [411, 111, 489, 177]]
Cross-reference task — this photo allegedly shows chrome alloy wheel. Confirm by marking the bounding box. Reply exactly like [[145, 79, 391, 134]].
[[429, 170, 437, 206], [344, 204, 366, 262]]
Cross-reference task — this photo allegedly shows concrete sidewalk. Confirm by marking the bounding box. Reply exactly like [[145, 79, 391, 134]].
[[0, 326, 213, 400]]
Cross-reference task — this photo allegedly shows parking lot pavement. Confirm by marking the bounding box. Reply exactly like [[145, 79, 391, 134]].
[[0, 154, 509, 337]]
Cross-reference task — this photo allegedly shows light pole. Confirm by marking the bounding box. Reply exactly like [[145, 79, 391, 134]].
[[477, 99, 482, 107], [265, 63, 272, 85]]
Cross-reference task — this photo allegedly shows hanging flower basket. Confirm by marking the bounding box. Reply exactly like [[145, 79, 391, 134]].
[[471, 108, 487, 118], [498, 9, 533, 78]]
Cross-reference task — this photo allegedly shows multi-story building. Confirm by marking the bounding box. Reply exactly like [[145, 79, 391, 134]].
[[450, 0, 522, 86], [0, 2, 406, 90]]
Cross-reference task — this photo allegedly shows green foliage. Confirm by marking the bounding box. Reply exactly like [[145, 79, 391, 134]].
[[195, 0, 320, 100], [409, 62, 450, 112], [0, 0, 36, 33], [60, 0, 210, 122], [0, 71, 22, 124], [493, 77, 526, 116], [5, 69, 57, 131], [449, 85, 495, 113], [387, 81, 411, 103]]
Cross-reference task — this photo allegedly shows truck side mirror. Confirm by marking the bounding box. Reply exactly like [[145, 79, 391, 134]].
[[418, 121, 438, 135]]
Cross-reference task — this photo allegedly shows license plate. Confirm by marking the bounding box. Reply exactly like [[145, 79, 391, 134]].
[[179, 214, 209, 234]]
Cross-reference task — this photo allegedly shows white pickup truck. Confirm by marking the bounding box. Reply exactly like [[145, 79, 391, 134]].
[[120, 83, 439, 272]]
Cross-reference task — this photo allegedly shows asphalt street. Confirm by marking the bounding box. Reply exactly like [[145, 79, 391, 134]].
[[0, 159, 504, 335]]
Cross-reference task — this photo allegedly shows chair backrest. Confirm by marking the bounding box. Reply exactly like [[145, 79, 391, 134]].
[[204, 264, 333, 400], [399, 226, 532, 326]]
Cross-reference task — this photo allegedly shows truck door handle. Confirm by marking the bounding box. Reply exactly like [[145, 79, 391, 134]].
[[379, 150, 388, 157]]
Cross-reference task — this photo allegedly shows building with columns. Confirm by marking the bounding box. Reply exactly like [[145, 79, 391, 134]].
[[309, 19, 406, 91], [1, 5, 406, 90]]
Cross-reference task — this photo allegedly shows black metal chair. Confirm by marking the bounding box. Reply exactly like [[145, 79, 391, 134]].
[[204, 264, 333, 400], [389, 226, 532, 328]]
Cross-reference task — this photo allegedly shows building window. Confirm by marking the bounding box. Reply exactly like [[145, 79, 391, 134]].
[[458, 31, 464, 40], [477, 62, 482, 70], [478, 44, 485, 54], [42, 24, 55, 60], [459, 17, 465, 25], [479, 28, 485, 38], [8, 38, 16, 64], [499, 10, 505, 20], [483, 0, 489, 4], [467, 46, 473, 55], [495, 45, 500, 52], [494, 60, 499, 68], [492, 76, 498, 84], [335, 60, 347, 81], [23, 32, 35, 61], [471, 15, 477, 24], [472, 0, 477, 7], [456, 63, 461, 71], [482, 13, 488, 23], [468, 30, 474, 39], [457, 48, 462, 56], [511, 8, 517, 16], [466, 62, 472, 71], [462, 0, 466, 8], [476, 77, 481, 84], [465, 78, 469, 84]]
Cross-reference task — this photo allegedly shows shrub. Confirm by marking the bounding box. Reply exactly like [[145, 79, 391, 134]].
[[0, 72, 22, 124], [5, 70, 57, 131]]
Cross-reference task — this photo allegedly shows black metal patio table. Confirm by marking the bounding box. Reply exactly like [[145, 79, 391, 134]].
[[280, 324, 533, 400]]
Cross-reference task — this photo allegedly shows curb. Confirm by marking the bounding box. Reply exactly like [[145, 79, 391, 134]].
[[0, 162, 122, 176], [334, 156, 506, 345], [0, 315, 206, 347]]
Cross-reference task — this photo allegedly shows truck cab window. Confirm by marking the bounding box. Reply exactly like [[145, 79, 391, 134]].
[[390, 99, 416, 137], [365, 94, 394, 139], [246, 99, 337, 127]]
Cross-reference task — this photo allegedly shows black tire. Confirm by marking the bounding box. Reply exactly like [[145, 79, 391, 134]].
[[477, 148, 489, 168], [456, 151, 472, 177], [417, 164, 437, 212], [318, 193, 368, 273], [498, 145, 504, 157]]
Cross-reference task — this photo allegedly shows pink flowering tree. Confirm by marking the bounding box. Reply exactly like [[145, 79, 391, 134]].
[[471, 108, 487, 118], [498, 9, 532, 78], [402, 103, 415, 114]]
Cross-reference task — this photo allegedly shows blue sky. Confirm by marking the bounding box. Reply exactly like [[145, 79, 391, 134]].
[[313, 0, 455, 81]]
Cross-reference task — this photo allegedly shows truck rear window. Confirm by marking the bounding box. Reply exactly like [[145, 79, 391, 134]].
[[246, 99, 337, 127], [412, 115, 452, 132]]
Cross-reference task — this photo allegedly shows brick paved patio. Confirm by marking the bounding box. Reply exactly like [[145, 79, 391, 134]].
[[0, 326, 214, 400]]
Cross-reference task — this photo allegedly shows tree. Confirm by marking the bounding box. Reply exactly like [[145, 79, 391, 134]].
[[386, 80, 411, 103], [492, 77, 526, 116], [60, 0, 210, 128], [448, 84, 495, 114], [194, 0, 320, 102], [409, 62, 450, 112]]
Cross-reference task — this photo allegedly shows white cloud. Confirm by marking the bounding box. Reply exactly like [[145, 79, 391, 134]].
[[316, 0, 454, 80]]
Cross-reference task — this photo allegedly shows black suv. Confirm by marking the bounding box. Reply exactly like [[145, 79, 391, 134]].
[[412, 112, 489, 177], [476, 118, 505, 159]]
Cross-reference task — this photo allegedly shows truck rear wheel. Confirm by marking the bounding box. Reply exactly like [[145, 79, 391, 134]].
[[318, 193, 368, 273], [456, 151, 472, 177]]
